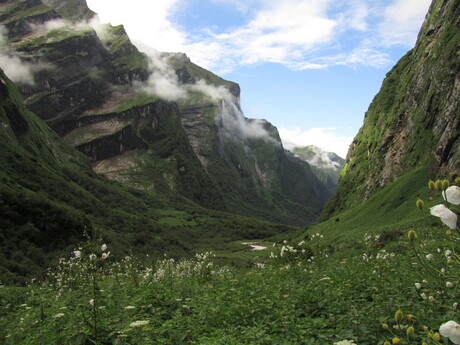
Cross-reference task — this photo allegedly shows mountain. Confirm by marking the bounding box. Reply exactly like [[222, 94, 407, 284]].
[[289, 145, 344, 194], [0, 0, 331, 227], [0, 66, 302, 283], [322, 0, 459, 219]]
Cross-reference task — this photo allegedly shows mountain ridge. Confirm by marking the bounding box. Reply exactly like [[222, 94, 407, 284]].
[[322, 0, 459, 218], [0, 0, 332, 226]]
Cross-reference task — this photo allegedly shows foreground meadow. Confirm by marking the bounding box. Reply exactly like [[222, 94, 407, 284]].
[[1, 183, 459, 344]]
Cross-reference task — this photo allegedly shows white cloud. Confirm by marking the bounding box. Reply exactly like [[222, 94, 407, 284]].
[[137, 51, 188, 101], [0, 55, 36, 85], [190, 0, 338, 70], [131, 48, 273, 142], [84, 0, 431, 72], [379, 0, 432, 46], [279, 127, 352, 158], [0, 26, 51, 85], [86, 0, 187, 52]]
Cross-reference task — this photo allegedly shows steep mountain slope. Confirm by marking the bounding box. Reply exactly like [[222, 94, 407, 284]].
[[322, 0, 459, 218], [0, 67, 298, 283], [290, 145, 344, 194], [0, 0, 331, 226]]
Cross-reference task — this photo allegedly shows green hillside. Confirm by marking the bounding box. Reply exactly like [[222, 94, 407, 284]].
[[0, 0, 459, 343], [323, 0, 459, 218], [0, 68, 297, 284]]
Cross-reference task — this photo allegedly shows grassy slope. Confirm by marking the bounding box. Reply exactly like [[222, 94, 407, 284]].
[[307, 168, 438, 249]]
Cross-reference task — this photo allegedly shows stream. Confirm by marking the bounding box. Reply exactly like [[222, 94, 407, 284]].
[[241, 242, 268, 251]]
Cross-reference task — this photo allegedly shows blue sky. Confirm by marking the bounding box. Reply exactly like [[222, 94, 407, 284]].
[[85, 0, 431, 158]]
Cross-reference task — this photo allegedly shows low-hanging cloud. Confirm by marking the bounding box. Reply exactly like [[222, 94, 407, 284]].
[[279, 127, 353, 159], [0, 17, 109, 85], [132, 46, 273, 142], [0, 26, 49, 85], [214, 90, 273, 142], [137, 51, 188, 101]]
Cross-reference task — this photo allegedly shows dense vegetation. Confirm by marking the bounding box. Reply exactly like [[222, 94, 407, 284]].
[[1, 179, 459, 344]]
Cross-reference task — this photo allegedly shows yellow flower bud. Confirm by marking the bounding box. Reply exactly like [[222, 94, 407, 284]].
[[392, 337, 400, 344], [435, 180, 443, 190], [406, 326, 415, 336], [433, 332, 440, 341], [394, 310, 403, 323], [408, 230, 417, 241], [455, 177, 460, 185], [446, 229, 453, 236], [447, 258, 454, 265], [428, 180, 436, 190], [384, 342, 391, 345], [382, 323, 389, 330], [442, 179, 450, 190], [416, 199, 424, 209]]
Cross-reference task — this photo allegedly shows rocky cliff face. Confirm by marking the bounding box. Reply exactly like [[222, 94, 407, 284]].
[[1, 0, 330, 225], [323, 0, 459, 217], [1, 67, 301, 282]]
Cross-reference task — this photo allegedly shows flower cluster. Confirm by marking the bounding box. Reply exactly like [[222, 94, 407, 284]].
[[404, 177, 460, 344], [272, 239, 316, 264]]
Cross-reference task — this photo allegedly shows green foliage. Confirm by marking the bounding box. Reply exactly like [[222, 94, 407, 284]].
[[1, 216, 458, 345], [1, 3, 53, 24], [318, 167, 433, 246]]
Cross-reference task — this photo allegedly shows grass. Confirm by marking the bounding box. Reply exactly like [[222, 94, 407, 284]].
[[0, 204, 458, 345]]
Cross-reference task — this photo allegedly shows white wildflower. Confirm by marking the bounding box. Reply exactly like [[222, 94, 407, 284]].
[[101, 244, 107, 251], [73, 250, 81, 258], [446, 282, 454, 288], [426, 254, 434, 260], [89, 254, 96, 261], [430, 204, 457, 229], [89, 299, 94, 306], [129, 320, 149, 328], [443, 186, 460, 205], [333, 340, 356, 345], [440, 320, 460, 344], [415, 282, 422, 290]]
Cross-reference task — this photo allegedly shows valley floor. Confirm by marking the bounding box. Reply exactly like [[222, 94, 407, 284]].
[[1, 228, 458, 345]]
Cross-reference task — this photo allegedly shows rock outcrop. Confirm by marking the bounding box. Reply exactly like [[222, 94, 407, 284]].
[[323, 0, 459, 217]]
